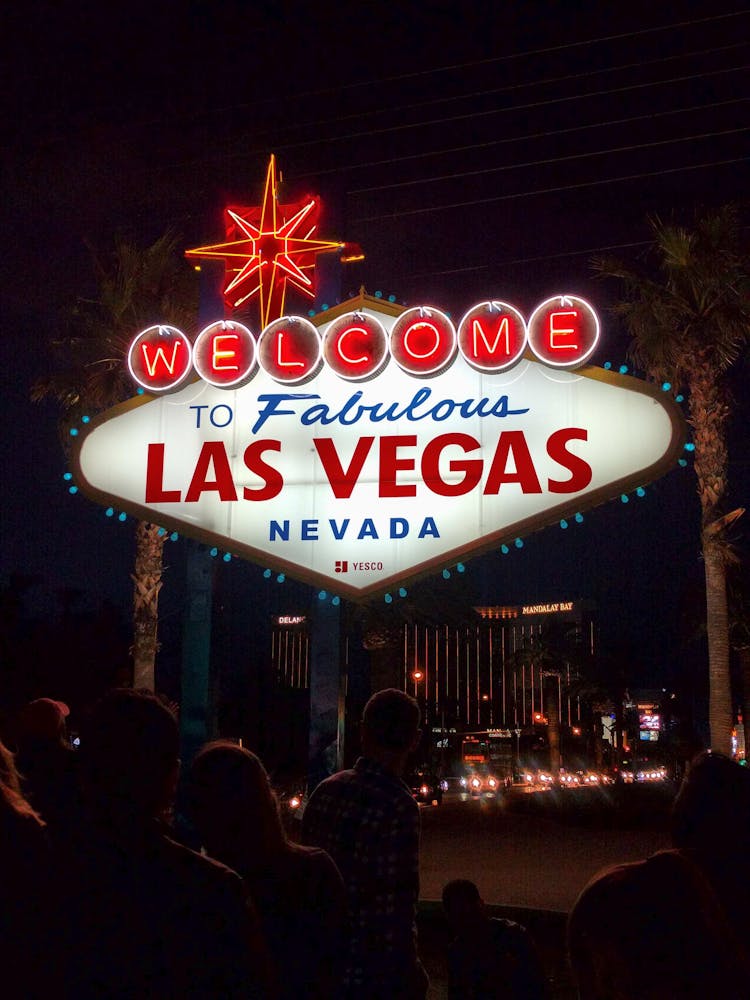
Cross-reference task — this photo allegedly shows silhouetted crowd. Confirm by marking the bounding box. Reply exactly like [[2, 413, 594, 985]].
[[1, 687, 749, 999]]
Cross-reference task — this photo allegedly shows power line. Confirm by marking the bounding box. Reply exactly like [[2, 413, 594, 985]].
[[406, 241, 651, 279], [351, 156, 748, 223], [239, 10, 750, 107], [289, 98, 746, 179], [247, 40, 746, 143], [348, 127, 749, 196], [275, 63, 748, 152]]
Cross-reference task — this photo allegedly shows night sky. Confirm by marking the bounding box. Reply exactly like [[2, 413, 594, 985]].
[[1, 2, 748, 700]]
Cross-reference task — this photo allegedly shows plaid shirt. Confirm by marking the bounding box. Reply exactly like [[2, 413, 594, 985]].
[[302, 756, 422, 992]]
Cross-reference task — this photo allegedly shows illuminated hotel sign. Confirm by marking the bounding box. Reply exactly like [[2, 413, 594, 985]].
[[72, 292, 686, 601], [521, 602, 574, 615]]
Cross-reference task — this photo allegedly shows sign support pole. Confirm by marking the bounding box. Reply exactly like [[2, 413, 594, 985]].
[[179, 539, 216, 764], [307, 598, 342, 792]]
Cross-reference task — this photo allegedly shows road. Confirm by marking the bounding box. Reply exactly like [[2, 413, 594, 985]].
[[419, 790, 671, 911]]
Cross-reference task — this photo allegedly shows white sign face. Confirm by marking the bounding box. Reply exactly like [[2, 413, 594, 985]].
[[73, 298, 685, 600]]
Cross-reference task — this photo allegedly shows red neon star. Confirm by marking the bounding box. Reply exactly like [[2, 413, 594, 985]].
[[186, 155, 362, 327]]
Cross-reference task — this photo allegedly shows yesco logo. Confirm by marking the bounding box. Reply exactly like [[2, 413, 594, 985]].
[[127, 296, 600, 393], [335, 560, 385, 573]]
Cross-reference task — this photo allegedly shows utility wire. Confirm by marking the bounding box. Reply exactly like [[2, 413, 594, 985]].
[[245, 40, 746, 141], [352, 156, 748, 223], [348, 127, 749, 195], [236, 11, 750, 107], [22, 12, 749, 151], [275, 63, 748, 152], [406, 241, 651, 279], [289, 98, 746, 179]]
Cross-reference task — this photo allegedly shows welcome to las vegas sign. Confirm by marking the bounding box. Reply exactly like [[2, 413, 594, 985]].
[[71, 291, 686, 601]]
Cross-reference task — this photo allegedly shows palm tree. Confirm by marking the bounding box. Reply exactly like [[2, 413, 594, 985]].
[[509, 621, 583, 775], [32, 230, 198, 691], [593, 206, 750, 753]]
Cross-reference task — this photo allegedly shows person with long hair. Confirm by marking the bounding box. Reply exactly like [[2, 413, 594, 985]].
[[0, 738, 52, 998], [568, 848, 750, 1000], [58, 690, 264, 998], [188, 741, 346, 1000]]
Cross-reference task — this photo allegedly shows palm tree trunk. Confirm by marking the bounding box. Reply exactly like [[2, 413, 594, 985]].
[[691, 369, 733, 754], [131, 521, 166, 690], [703, 535, 733, 753], [739, 646, 750, 761], [544, 673, 561, 775]]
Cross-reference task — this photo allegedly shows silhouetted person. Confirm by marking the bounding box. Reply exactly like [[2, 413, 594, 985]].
[[57, 689, 265, 998], [568, 849, 750, 999], [442, 879, 547, 999], [0, 738, 53, 998], [671, 750, 750, 933], [14, 697, 79, 840], [188, 740, 346, 1000], [302, 688, 428, 1000]]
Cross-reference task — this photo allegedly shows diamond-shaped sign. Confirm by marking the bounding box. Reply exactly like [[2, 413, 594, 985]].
[[72, 296, 685, 601]]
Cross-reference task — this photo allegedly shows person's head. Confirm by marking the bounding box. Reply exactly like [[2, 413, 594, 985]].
[[568, 849, 747, 1000], [79, 689, 179, 821], [187, 741, 285, 866], [672, 751, 750, 858], [360, 688, 421, 773], [0, 738, 42, 823], [16, 698, 70, 750], [442, 879, 487, 936]]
